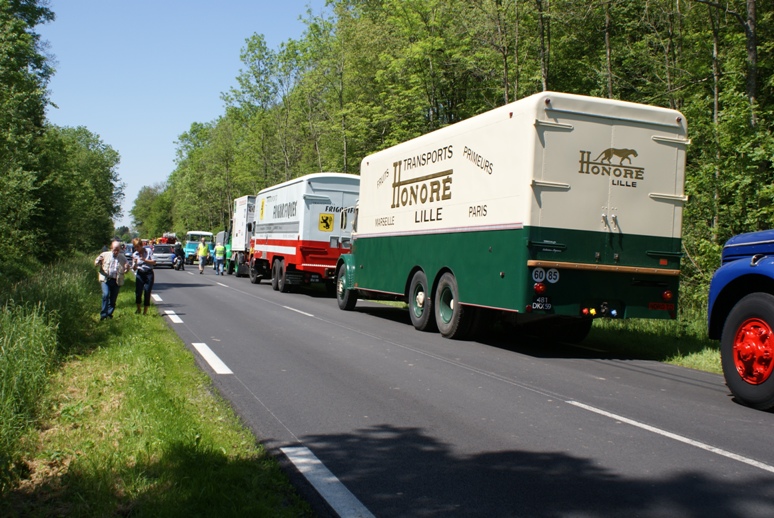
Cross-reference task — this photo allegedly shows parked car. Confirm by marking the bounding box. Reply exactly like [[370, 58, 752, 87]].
[[123, 244, 134, 261], [152, 244, 176, 268]]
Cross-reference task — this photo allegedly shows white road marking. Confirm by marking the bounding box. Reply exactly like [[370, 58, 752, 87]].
[[164, 310, 183, 324], [283, 306, 314, 317], [281, 446, 374, 518], [217, 282, 227, 287], [152, 294, 162, 302], [567, 400, 774, 474], [192, 343, 233, 375]]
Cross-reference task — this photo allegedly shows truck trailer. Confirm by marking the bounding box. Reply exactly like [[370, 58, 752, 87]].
[[336, 91, 689, 341], [227, 195, 256, 277], [249, 173, 360, 291]]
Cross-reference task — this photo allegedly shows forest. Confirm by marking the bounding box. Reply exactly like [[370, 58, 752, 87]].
[[0, 1, 123, 284], [1, 1, 772, 311]]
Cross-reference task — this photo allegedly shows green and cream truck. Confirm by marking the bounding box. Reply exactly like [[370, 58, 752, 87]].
[[336, 91, 689, 341]]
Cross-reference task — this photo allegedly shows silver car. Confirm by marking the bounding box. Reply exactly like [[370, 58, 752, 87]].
[[152, 244, 176, 268]]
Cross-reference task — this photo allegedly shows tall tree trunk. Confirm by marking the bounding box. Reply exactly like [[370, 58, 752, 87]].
[[536, 0, 549, 90], [604, 1, 612, 98], [695, 0, 757, 126], [710, 6, 721, 241]]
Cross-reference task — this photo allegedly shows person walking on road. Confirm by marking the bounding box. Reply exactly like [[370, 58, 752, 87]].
[[95, 240, 130, 320], [197, 237, 210, 274], [132, 237, 157, 315], [213, 241, 226, 275]]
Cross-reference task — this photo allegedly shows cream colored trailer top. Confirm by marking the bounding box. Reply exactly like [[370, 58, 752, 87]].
[[358, 92, 688, 240]]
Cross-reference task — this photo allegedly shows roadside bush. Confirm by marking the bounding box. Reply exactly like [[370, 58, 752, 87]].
[[3, 256, 96, 354], [0, 255, 98, 491], [0, 304, 58, 493]]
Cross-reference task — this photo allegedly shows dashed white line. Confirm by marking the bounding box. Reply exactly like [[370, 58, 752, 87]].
[[283, 306, 314, 317], [281, 446, 374, 518], [152, 294, 162, 302], [164, 310, 183, 324], [217, 282, 227, 287], [567, 400, 774, 474], [192, 343, 233, 375]]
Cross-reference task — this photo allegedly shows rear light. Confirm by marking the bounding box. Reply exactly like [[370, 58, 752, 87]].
[[534, 282, 547, 295], [662, 290, 674, 302]]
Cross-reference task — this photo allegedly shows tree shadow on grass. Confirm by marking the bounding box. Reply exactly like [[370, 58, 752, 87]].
[[0, 442, 311, 518]]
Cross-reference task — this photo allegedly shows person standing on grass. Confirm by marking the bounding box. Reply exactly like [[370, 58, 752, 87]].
[[197, 237, 210, 274], [132, 237, 157, 315], [213, 241, 226, 275], [95, 240, 130, 321]]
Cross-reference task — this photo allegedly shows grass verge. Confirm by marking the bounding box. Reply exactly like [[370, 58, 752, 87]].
[[0, 261, 311, 517]]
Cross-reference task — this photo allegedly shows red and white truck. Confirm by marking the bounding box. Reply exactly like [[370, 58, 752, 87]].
[[248, 173, 360, 292]]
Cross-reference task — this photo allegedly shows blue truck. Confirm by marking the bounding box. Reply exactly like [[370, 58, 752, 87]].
[[708, 229, 774, 409]]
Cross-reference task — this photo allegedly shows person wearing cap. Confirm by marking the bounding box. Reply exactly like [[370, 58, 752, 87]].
[[95, 240, 130, 320]]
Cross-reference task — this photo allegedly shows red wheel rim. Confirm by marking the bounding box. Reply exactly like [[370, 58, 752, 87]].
[[733, 318, 774, 385]]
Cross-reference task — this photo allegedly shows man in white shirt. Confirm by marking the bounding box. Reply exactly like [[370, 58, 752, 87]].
[[95, 240, 130, 320]]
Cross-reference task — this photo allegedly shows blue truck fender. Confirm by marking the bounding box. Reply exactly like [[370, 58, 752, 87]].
[[708, 255, 774, 339]]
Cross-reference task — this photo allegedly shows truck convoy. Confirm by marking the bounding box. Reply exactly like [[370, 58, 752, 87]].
[[336, 91, 689, 341], [709, 230, 774, 410], [248, 173, 359, 292]]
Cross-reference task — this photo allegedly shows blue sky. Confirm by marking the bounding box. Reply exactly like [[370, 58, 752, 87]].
[[38, 1, 327, 229]]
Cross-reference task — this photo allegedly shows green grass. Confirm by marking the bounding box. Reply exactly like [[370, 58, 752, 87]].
[[589, 307, 720, 373], [0, 257, 311, 517]]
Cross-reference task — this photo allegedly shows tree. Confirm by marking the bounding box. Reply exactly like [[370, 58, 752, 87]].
[[0, 0, 54, 279]]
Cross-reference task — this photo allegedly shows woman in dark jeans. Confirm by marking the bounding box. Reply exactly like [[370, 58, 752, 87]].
[[131, 238, 157, 315]]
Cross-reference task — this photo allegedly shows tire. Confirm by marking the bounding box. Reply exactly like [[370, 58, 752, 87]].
[[408, 270, 435, 332], [336, 263, 357, 311], [277, 259, 290, 293], [721, 292, 774, 410], [434, 272, 471, 339], [271, 260, 279, 291], [249, 259, 260, 284]]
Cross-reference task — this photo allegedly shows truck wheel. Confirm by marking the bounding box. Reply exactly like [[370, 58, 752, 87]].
[[271, 260, 279, 291], [278, 259, 290, 293], [434, 272, 471, 339], [721, 292, 774, 410], [249, 259, 260, 284], [409, 270, 436, 332], [336, 263, 357, 311]]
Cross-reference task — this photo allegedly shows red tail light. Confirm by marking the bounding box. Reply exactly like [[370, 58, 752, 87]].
[[534, 282, 547, 295], [662, 290, 674, 302]]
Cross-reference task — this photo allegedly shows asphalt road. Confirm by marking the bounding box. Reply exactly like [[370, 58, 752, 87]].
[[151, 266, 774, 517]]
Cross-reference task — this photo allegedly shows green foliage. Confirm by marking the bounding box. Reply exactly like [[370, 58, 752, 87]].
[[0, 255, 97, 492], [0, 303, 57, 493]]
